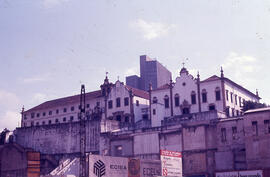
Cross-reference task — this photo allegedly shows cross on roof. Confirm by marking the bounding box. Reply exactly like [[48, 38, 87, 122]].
[[182, 58, 188, 68]]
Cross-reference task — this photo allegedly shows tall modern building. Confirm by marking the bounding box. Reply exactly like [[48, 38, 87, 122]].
[[126, 55, 172, 91]]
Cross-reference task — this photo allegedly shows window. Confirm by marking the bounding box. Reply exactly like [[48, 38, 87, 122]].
[[230, 92, 233, 103], [56, 109, 59, 114], [191, 91, 196, 104], [182, 108, 190, 115], [221, 128, 227, 142], [125, 116, 129, 122], [232, 108, 235, 117], [63, 108, 67, 113], [42, 121, 45, 125], [136, 100, 139, 106], [63, 117, 66, 122], [226, 107, 230, 117], [55, 119, 59, 123], [252, 121, 258, 136], [108, 100, 113, 109], [239, 97, 242, 107], [209, 104, 216, 111], [164, 95, 169, 108], [236, 110, 239, 116], [232, 126, 237, 140], [264, 120, 270, 134], [49, 111, 52, 115], [153, 97, 158, 104], [175, 94, 180, 107], [116, 98, 121, 107], [86, 104, 90, 108], [31, 121, 34, 126], [226, 90, 229, 101], [71, 106, 74, 111], [43, 112, 46, 116], [202, 89, 207, 103], [70, 116, 74, 121], [96, 102, 100, 107], [37, 113, 40, 117], [114, 145, 122, 156], [153, 109, 156, 115], [124, 97, 129, 106], [36, 122, 39, 126], [235, 95, 238, 105], [48, 120, 52, 125], [31, 113, 35, 118], [215, 87, 221, 101], [116, 115, 121, 121]]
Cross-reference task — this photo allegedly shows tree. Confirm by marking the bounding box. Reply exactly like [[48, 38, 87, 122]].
[[241, 100, 267, 112]]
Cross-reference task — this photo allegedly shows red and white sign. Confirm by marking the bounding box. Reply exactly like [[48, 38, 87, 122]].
[[160, 150, 182, 177]]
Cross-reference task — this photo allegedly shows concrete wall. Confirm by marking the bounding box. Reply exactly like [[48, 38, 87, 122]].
[[15, 121, 101, 154], [0, 144, 27, 177], [244, 110, 270, 169]]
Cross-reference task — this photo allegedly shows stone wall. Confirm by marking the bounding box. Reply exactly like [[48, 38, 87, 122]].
[[15, 120, 101, 154]]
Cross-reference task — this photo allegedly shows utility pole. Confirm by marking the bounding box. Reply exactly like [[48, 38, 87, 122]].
[[79, 84, 86, 177]]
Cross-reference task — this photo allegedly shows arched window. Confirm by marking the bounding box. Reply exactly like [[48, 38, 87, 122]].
[[164, 95, 169, 108], [191, 91, 196, 104], [153, 97, 158, 104], [175, 94, 180, 107], [202, 89, 207, 103], [215, 87, 221, 101]]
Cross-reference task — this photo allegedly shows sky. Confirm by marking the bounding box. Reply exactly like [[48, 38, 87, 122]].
[[0, 0, 270, 131]]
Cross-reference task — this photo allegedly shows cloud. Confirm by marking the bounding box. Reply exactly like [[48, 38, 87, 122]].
[[21, 73, 51, 84], [222, 52, 260, 87], [130, 19, 176, 40], [124, 67, 139, 76], [0, 90, 21, 111], [42, 0, 70, 8], [0, 111, 21, 131], [0, 90, 21, 131]]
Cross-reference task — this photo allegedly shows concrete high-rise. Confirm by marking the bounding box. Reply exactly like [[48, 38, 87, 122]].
[[126, 55, 172, 91]]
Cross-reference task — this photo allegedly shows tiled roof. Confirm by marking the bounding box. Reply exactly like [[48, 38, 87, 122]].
[[200, 75, 220, 83], [201, 75, 260, 99], [25, 90, 102, 113], [125, 85, 149, 99]]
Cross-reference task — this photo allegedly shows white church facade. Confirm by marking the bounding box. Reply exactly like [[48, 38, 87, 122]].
[[150, 66, 260, 127]]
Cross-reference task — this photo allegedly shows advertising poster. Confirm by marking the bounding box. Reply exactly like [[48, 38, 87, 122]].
[[216, 170, 263, 177], [128, 158, 161, 177], [89, 155, 128, 177], [160, 150, 182, 177], [140, 159, 161, 177]]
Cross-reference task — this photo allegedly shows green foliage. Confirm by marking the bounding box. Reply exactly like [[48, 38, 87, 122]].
[[241, 100, 267, 112]]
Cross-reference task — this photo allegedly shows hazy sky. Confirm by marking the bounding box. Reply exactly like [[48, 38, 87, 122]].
[[0, 0, 270, 131]]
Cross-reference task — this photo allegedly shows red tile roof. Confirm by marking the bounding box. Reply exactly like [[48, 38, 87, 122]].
[[125, 85, 149, 99], [25, 86, 149, 113], [200, 75, 220, 83], [25, 90, 102, 113]]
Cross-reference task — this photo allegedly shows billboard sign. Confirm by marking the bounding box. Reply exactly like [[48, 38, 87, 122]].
[[128, 158, 161, 177], [216, 170, 263, 177], [160, 150, 182, 177], [89, 155, 128, 177]]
